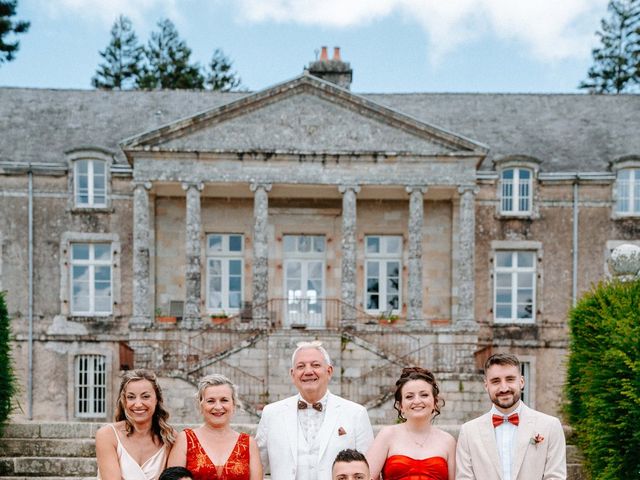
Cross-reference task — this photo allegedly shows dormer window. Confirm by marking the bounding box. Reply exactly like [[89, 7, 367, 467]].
[[615, 168, 640, 215], [500, 167, 532, 215], [75, 159, 107, 207]]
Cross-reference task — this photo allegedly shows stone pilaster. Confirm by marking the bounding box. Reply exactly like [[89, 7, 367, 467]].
[[456, 185, 478, 327], [131, 182, 152, 328], [339, 184, 360, 327], [406, 186, 427, 327], [182, 182, 204, 329], [251, 182, 272, 326]]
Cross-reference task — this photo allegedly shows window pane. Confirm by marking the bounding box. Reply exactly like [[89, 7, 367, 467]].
[[210, 277, 222, 291], [367, 295, 379, 310], [387, 295, 399, 310], [518, 272, 533, 288], [517, 304, 533, 319], [229, 260, 241, 276], [283, 236, 295, 252], [517, 252, 534, 268], [72, 244, 90, 260], [388, 261, 400, 277], [386, 236, 401, 254], [366, 237, 380, 254], [229, 235, 242, 252], [94, 244, 111, 261], [496, 273, 511, 288], [313, 236, 325, 252], [229, 292, 241, 308], [308, 262, 322, 279], [209, 235, 222, 252], [209, 260, 222, 275], [496, 305, 511, 318], [229, 276, 241, 291], [367, 261, 379, 276], [367, 278, 379, 293], [286, 262, 301, 278], [519, 168, 530, 179], [496, 252, 512, 267], [502, 169, 514, 180], [496, 290, 512, 303], [387, 278, 399, 294], [298, 236, 310, 252]]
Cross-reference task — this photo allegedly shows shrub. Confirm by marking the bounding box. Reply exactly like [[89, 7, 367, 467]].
[[0, 291, 16, 432], [566, 278, 640, 479]]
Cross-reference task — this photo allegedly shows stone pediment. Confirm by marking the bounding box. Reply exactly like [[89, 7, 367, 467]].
[[121, 74, 488, 157]]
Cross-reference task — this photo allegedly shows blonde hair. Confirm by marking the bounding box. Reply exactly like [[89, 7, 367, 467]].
[[196, 374, 243, 410], [115, 369, 175, 446]]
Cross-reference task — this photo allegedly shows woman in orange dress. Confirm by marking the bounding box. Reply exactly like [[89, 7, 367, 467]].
[[167, 374, 262, 480], [366, 367, 455, 480]]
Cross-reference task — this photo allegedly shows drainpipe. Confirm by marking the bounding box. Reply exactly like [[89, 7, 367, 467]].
[[572, 179, 579, 307], [27, 166, 34, 419]]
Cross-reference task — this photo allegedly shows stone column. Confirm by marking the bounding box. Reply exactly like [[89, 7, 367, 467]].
[[251, 182, 272, 326], [406, 186, 427, 327], [339, 184, 360, 328], [182, 182, 204, 329], [131, 181, 152, 328], [456, 185, 478, 327]]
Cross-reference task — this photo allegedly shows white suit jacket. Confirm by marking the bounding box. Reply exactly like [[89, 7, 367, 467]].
[[256, 392, 374, 480], [456, 403, 566, 480]]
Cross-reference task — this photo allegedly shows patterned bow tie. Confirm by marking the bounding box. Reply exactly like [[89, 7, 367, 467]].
[[492, 413, 519, 428], [298, 400, 323, 412]]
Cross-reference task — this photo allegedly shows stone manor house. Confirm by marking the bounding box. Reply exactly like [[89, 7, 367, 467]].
[[1, 50, 639, 425]]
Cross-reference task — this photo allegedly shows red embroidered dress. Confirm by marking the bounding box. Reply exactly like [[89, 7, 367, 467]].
[[185, 429, 250, 480]]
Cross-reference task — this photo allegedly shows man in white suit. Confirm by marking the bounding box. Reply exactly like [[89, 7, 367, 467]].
[[456, 353, 566, 480], [256, 341, 374, 480]]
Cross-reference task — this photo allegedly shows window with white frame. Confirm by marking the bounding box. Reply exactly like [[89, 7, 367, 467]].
[[206, 234, 243, 313], [74, 159, 107, 207], [75, 354, 106, 418], [615, 168, 640, 215], [494, 251, 536, 323], [70, 243, 112, 315], [365, 235, 402, 313], [500, 168, 532, 215]]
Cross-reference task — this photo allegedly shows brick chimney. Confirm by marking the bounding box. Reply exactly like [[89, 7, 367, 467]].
[[306, 46, 353, 90]]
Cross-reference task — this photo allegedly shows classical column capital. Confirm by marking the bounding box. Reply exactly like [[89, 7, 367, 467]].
[[405, 185, 428, 195], [250, 181, 273, 193], [133, 181, 152, 191], [338, 184, 361, 194], [181, 182, 204, 192], [458, 184, 479, 196]]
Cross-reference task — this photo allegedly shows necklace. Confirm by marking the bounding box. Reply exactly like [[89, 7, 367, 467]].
[[407, 427, 433, 448]]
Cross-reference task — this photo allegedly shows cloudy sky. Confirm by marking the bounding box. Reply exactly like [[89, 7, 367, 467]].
[[0, 0, 609, 92]]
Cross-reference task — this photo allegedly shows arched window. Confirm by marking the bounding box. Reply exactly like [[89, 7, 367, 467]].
[[500, 167, 533, 215]]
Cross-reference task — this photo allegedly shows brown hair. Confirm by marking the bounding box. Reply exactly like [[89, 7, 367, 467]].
[[483, 353, 520, 373], [114, 369, 175, 446], [393, 367, 444, 421]]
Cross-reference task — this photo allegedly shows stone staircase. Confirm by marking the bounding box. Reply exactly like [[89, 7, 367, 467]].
[[0, 422, 586, 479], [0, 423, 97, 479]]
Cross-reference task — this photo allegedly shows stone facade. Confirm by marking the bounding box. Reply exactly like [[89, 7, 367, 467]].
[[1, 58, 639, 427]]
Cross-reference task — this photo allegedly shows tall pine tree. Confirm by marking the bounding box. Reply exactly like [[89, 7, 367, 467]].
[[0, 0, 30, 65], [92, 15, 143, 89], [136, 19, 204, 89], [580, 0, 640, 93], [206, 48, 242, 91]]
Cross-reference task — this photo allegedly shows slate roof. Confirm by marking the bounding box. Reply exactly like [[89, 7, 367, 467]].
[[1, 84, 638, 172]]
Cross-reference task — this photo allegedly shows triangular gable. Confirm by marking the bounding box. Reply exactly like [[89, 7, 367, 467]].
[[121, 73, 488, 157]]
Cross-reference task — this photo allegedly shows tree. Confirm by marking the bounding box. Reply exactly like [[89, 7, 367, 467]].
[[579, 0, 640, 93], [0, 291, 16, 433], [92, 15, 144, 89], [136, 18, 204, 89], [205, 48, 242, 91], [0, 0, 30, 65]]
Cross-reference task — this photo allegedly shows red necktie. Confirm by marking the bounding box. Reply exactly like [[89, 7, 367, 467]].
[[297, 400, 323, 412], [492, 413, 519, 428]]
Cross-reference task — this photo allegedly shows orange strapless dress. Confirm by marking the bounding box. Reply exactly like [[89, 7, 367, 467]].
[[382, 455, 448, 480], [184, 429, 250, 480]]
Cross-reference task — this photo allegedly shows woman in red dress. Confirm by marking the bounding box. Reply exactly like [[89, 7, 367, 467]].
[[167, 374, 262, 480], [366, 368, 455, 480]]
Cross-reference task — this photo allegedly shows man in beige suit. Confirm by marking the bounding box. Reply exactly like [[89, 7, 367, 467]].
[[456, 353, 566, 480]]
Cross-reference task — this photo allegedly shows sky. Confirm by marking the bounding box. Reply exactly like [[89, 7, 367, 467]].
[[0, 0, 611, 93]]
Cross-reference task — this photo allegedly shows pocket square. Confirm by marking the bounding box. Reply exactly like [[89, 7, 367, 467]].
[[338, 427, 347, 436]]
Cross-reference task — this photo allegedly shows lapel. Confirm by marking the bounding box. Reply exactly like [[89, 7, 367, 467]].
[[511, 404, 536, 480], [316, 392, 340, 461], [477, 412, 504, 480], [282, 396, 300, 461]]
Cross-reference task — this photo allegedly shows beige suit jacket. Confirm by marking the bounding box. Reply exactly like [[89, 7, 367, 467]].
[[456, 403, 566, 480]]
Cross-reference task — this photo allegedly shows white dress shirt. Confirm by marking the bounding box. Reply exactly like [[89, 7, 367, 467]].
[[296, 392, 329, 480], [491, 402, 523, 480]]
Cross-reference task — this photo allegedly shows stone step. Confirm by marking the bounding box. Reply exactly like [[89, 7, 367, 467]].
[[0, 458, 96, 477], [1, 423, 101, 440], [0, 439, 95, 458]]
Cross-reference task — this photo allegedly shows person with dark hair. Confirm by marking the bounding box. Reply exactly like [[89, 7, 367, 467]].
[[456, 353, 566, 480], [167, 374, 262, 480], [159, 466, 193, 480], [96, 369, 175, 480], [332, 449, 370, 480], [366, 367, 455, 480]]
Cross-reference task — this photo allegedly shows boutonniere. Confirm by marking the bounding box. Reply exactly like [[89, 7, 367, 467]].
[[530, 433, 544, 445], [338, 427, 347, 436]]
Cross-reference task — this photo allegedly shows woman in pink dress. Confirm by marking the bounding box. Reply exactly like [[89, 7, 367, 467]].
[[366, 367, 455, 480], [167, 374, 262, 480], [96, 369, 175, 480]]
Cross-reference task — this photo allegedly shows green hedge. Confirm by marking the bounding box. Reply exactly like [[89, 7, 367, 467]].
[[0, 291, 16, 433], [566, 279, 640, 479]]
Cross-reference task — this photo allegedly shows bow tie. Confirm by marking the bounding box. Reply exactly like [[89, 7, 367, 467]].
[[492, 413, 519, 428], [298, 400, 323, 412]]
